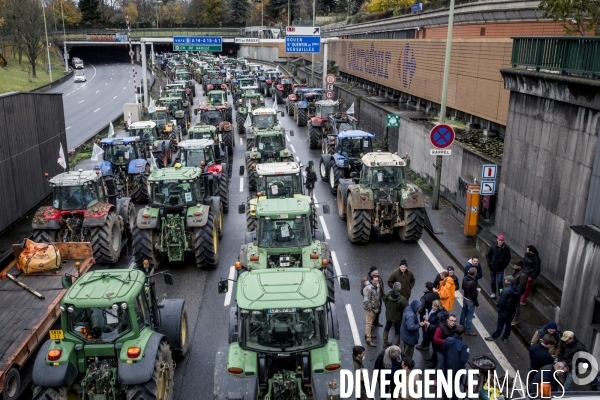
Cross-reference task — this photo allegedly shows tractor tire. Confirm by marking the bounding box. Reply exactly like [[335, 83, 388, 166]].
[[275, 89, 283, 104], [347, 201, 371, 243], [398, 208, 425, 242], [319, 159, 329, 182], [124, 201, 136, 239], [246, 207, 257, 232], [248, 167, 258, 192], [337, 185, 347, 220], [133, 225, 159, 270], [246, 138, 255, 151], [90, 211, 121, 264], [225, 108, 233, 123], [126, 340, 174, 400], [223, 130, 234, 155], [296, 109, 307, 127], [287, 102, 295, 117], [31, 229, 56, 243], [32, 386, 68, 400], [308, 125, 319, 149], [329, 161, 341, 195], [133, 173, 150, 204], [237, 114, 246, 136], [173, 306, 189, 360], [326, 263, 335, 303], [193, 208, 219, 269], [218, 174, 229, 213]]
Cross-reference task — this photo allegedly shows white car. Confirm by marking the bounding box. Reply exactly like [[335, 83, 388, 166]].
[[74, 72, 86, 82]]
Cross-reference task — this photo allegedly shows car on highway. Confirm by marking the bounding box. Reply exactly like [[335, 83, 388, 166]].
[[74, 71, 86, 82], [72, 57, 84, 69]]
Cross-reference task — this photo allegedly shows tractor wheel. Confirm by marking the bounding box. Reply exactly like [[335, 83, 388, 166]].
[[275, 89, 283, 104], [246, 138, 255, 152], [225, 108, 233, 123], [246, 207, 257, 232], [296, 109, 307, 127], [90, 211, 121, 264], [248, 166, 258, 192], [337, 185, 347, 220], [223, 131, 234, 155], [218, 174, 229, 213], [326, 263, 335, 303], [327, 141, 335, 155], [193, 208, 219, 269], [32, 386, 68, 400], [347, 201, 371, 243], [237, 114, 246, 136], [398, 208, 425, 242], [308, 125, 319, 149], [133, 225, 159, 270], [287, 102, 295, 117], [319, 159, 329, 182], [124, 201, 136, 238], [173, 306, 189, 360], [133, 173, 150, 204], [31, 229, 56, 243], [126, 341, 174, 400], [329, 161, 341, 195]]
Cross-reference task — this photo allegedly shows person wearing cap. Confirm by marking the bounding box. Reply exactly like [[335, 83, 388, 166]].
[[416, 282, 440, 351], [388, 260, 415, 300], [559, 331, 587, 391], [382, 282, 408, 348], [485, 235, 511, 299], [433, 266, 460, 291], [520, 245, 541, 306], [434, 271, 456, 312], [361, 266, 385, 327], [530, 322, 561, 358]]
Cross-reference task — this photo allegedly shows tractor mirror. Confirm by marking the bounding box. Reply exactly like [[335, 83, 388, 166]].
[[163, 273, 173, 285], [280, 111, 284, 117], [62, 276, 73, 289], [238, 204, 246, 214], [228, 91, 231, 95], [194, 109, 198, 116], [322, 204, 330, 214], [289, 130, 294, 137], [239, 165, 245, 176], [218, 279, 228, 294], [340, 277, 351, 291]]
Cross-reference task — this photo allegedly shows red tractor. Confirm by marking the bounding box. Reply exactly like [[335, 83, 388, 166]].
[[285, 84, 308, 116], [271, 75, 295, 104], [204, 78, 228, 95]]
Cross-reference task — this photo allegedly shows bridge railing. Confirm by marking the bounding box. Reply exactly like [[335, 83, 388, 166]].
[[54, 27, 244, 40], [511, 36, 600, 78]]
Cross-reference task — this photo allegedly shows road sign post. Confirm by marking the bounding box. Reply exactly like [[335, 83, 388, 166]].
[[430, 124, 455, 208], [173, 36, 222, 52]]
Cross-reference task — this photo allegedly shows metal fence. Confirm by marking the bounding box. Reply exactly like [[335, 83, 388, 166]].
[[511, 36, 600, 78], [54, 27, 245, 40], [0, 93, 67, 234]]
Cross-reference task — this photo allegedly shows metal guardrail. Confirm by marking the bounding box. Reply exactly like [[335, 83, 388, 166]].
[[55, 28, 245, 40], [511, 36, 600, 78]]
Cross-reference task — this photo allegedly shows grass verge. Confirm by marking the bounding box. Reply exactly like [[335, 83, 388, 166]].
[[0, 47, 65, 93]]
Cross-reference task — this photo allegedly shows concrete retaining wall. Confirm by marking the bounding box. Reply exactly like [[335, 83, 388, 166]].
[[238, 45, 280, 62]]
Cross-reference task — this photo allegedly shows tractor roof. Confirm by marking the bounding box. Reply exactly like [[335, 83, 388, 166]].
[[338, 130, 375, 139], [242, 86, 259, 90], [362, 151, 407, 167], [153, 106, 169, 112], [251, 107, 277, 115], [255, 197, 311, 218], [63, 269, 146, 308], [149, 164, 203, 181], [316, 100, 339, 106], [207, 89, 226, 94], [235, 268, 327, 310], [129, 121, 156, 129], [178, 139, 214, 149], [301, 88, 323, 93], [49, 170, 102, 186], [256, 162, 300, 176], [159, 96, 181, 101], [189, 124, 216, 133], [100, 137, 140, 145]]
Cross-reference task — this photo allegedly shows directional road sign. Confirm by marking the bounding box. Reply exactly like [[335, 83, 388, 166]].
[[326, 74, 336, 84], [235, 38, 259, 44], [387, 114, 399, 127], [286, 26, 321, 36], [482, 164, 498, 180], [285, 36, 321, 53], [480, 181, 496, 195], [430, 124, 455, 149], [173, 36, 222, 52], [325, 90, 335, 99]]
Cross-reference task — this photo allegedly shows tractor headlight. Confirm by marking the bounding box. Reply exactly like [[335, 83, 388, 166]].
[[67, 305, 75, 313], [121, 303, 128, 310], [112, 304, 119, 311]]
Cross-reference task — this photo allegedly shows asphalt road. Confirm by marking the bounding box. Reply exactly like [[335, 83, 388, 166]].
[[46, 61, 150, 148]]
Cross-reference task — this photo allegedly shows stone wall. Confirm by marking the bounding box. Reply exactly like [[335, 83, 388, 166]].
[[497, 69, 600, 289], [237, 45, 280, 63]]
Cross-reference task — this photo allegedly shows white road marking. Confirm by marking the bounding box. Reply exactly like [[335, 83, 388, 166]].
[[290, 144, 296, 153], [296, 156, 300, 162], [113, 96, 118, 99], [123, 86, 126, 90], [331, 251, 342, 284], [105, 83, 108, 85], [286, 135, 291, 141], [417, 239, 516, 376], [313, 194, 319, 208], [93, 108, 101, 113], [318, 216, 330, 240], [345, 304, 363, 346], [78, 100, 84, 104], [224, 266, 235, 306], [111, 77, 113, 80], [66, 126, 71, 130], [240, 137, 243, 146], [239, 177, 244, 192], [128, 260, 136, 269], [96, 90, 99, 93]]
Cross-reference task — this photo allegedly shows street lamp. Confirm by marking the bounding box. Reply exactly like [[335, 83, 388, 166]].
[[60, 0, 67, 73], [311, 0, 315, 86], [153, 1, 161, 28], [41, 0, 52, 82]]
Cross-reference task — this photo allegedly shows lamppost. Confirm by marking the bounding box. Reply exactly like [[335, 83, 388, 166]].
[[41, 0, 52, 82], [153, 1, 161, 28], [311, 0, 315, 86], [60, 0, 67, 73]]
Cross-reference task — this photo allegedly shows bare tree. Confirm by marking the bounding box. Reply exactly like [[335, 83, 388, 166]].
[[5, 0, 45, 76]]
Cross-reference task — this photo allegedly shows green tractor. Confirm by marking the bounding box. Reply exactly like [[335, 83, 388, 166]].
[[232, 77, 256, 103], [31, 268, 188, 400], [156, 96, 191, 136], [132, 164, 223, 270], [205, 89, 233, 123], [214, 260, 349, 399], [336, 151, 426, 243], [244, 107, 286, 150], [188, 123, 234, 156], [235, 88, 265, 135]]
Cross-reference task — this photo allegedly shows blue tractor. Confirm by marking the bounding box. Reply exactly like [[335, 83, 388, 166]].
[[95, 137, 151, 203], [319, 130, 375, 195], [293, 88, 323, 127]]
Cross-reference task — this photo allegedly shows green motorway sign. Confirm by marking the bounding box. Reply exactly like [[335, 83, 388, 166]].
[[387, 114, 399, 127], [173, 44, 222, 52]]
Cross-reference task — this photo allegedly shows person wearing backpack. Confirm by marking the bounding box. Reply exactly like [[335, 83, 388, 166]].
[[485, 275, 520, 343]]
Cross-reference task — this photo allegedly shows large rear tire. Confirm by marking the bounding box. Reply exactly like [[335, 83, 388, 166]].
[[308, 125, 319, 149], [31, 229, 56, 243], [223, 131, 234, 155], [326, 263, 335, 303], [329, 161, 341, 195], [398, 208, 425, 242], [124, 201, 136, 238], [218, 174, 229, 213], [248, 167, 258, 192], [193, 208, 219, 269], [126, 341, 174, 400], [319, 159, 329, 182], [90, 211, 121, 264], [337, 185, 347, 220], [225, 108, 233, 123], [296, 109, 307, 127], [275, 89, 283, 104], [133, 225, 160, 270], [133, 173, 150, 204], [246, 138, 254, 151], [32, 386, 68, 400], [246, 206, 257, 232], [287, 102, 295, 117], [236, 114, 246, 135], [347, 201, 371, 243]]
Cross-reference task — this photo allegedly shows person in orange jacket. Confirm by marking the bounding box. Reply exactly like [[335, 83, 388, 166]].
[[435, 270, 456, 312]]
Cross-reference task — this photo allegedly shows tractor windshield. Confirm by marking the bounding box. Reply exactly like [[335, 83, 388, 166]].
[[180, 148, 215, 168], [258, 217, 311, 248], [209, 78, 223, 85], [150, 180, 198, 206], [320, 105, 337, 117], [280, 78, 293, 84], [103, 143, 138, 165], [200, 110, 224, 126], [305, 93, 322, 102], [255, 134, 284, 151], [365, 166, 405, 189], [188, 129, 214, 140], [53, 184, 99, 210], [252, 114, 276, 129], [258, 174, 302, 197], [240, 80, 254, 87], [149, 111, 169, 124], [243, 308, 323, 351], [177, 72, 190, 80], [341, 137, 371, 158], [336, 121, 355, 132], [243, 95, 260, 106], [208, 92, 225, 105], [129, 127, 156, 141], [68, 306, 131, 343]]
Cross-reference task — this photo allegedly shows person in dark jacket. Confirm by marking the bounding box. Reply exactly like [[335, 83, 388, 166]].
[[520, 245, 541, 306], [382, 282, 408, 347], [388, 260, 416, 300], [485, 275, 520, 343], [464, 256, 482, 281], [531, 321, 561, 358], [361, 266, 385, 327], [416, 282, 440, 351], [528, 362, 568, 395], [442, 325, 470, 400], [353, 345, 367, 399], [304, 165, 318, 197], [433, 311, 457, 371], [459, 268, 479, 336], [485, 235, 511, 298], [433, 266, 460, 291], [373, 345, 401, 397], [511, 260, 528, 325], [400, 300, 421, 359], [530, 334, 556, 371], [419, 300, 448, 366], [559, 331, 587, 391]]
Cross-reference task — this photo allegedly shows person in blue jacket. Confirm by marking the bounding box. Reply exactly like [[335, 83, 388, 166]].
[[443, 325, 470, 400], [400, 300, 422, 359]]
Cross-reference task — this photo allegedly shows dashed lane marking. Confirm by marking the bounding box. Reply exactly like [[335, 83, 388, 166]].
[[93, 108, 101, 113], [66, 126, 71, 130], [286, 135, 291, 141], [105, 83, 108, 86], [345, 304, 363, 347], [113, 96, 118, 99], [296, 156, 300, 162], [318, 216, 330, 240], [78, 100, 84, 104], [239, 177, 244, 192], [313, 194, 319, 208], [224, 266, 235, 306], [96, 90, 99, 93], [331, 251, 342, 284], [290, 144, 296, 153], [123, 87, 126, 90], [240, 137, 243, 146]]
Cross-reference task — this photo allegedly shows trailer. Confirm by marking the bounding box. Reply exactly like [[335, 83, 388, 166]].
[[0, 242, 94, 400]]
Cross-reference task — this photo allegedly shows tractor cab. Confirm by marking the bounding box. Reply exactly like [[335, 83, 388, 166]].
[[148, 107, 170, 127], [238, 78, 255, 88], [336, 130, 373, 160], [207, 90, 228, 106], [157, 97, 185, 117], [360, 152, 407, 189], [264, 70, 279, 83], [330, 112, 357, 134], [256, 162, 304, 199], [127, 120, 159, 143], [315, 100, 339, 120], [205, 77, 227, 92], [197, 106, 227, 126], [148, 165, 206, 208], [251, 108, 279, 130], [302, 89, 323, 104], [49, 171, 106, 211], [98, 137, 144, 168], [254, 133, 286, 153], [188, 124, 218, 141], [178, 139, 219, 170]]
